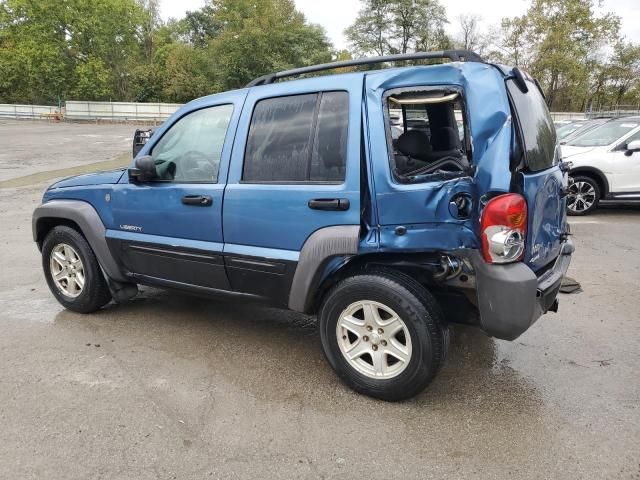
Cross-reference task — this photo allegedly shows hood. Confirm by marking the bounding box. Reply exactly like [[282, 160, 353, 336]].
[[560, 145, 597, 159], [48, 169, 126, 190]]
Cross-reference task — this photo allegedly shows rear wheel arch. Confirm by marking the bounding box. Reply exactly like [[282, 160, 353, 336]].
[[304, 252, 443, 315], [569, 167, 609, 197]]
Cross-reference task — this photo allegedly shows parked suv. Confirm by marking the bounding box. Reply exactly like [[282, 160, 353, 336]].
[[562, 116, 640, 215], [33, 51, 573, 400]]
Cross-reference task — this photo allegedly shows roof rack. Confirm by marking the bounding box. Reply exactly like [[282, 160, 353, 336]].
[[246, 50, 484, 87]]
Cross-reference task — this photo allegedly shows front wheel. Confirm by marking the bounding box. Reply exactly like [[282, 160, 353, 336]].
[[42, 226, 112, 313], [567, 175, 600, 215], [319, 269, 447, 401]]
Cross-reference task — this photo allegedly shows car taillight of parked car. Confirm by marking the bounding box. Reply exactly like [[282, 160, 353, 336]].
[[480, 193, 528, 264]]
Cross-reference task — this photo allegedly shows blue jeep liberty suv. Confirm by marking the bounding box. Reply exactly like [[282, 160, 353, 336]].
[[33, 51, 574, 400]]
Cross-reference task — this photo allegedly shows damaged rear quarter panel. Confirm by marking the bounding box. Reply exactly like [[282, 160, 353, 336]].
[[363, 62, 513, 253]]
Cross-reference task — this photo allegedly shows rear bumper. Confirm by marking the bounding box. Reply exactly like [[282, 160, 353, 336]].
[[472, 239, 574, 340]]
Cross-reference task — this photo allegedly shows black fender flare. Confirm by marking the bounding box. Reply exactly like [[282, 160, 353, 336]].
[[288, 225, 360, 313], [32, 200, 128, 282]]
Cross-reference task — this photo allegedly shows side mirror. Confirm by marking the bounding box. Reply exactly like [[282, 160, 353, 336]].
[[625, 140, 640, 156], [128, 155, 157, 182]]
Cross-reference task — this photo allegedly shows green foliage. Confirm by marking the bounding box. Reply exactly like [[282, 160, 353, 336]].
[[345, 0, 450, 56], [1, 0, 638, 112], [492, 0, 633, 111], [72, 57, 112, 100], [0, 0, 333, 103], [207, 0, 332, 90]]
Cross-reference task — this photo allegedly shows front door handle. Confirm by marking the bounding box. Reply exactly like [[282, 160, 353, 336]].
[[181, 195, 213, 206], [308, 198, 350, 211]]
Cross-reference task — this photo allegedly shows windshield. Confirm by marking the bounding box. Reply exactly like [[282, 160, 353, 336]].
[[556, 122, 585, 139], [567, 119, 640, 147]]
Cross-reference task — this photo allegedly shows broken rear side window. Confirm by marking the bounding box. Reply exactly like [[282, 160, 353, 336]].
[[383, 89, 471, 184]]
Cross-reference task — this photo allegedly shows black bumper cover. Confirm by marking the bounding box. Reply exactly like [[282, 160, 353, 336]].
[[473, 239, 574, 340]]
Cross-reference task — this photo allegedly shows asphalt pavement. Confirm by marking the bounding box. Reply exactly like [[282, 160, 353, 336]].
[[0, 120, 638, 479]]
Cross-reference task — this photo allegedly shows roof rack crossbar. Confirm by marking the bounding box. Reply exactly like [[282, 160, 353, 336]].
[[246, 50, 484, 87]]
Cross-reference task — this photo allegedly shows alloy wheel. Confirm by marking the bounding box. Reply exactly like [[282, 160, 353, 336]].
[[49, 243, 85, 298], [336, 300, 413, 379], [567, 180, 596, 214]]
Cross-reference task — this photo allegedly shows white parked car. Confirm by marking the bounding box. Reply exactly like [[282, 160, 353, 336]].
[[561, 116, 640, 215]]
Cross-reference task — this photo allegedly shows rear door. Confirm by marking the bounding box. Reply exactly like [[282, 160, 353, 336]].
[[223, 76, 362, 304], [507, 79, 568, 271]]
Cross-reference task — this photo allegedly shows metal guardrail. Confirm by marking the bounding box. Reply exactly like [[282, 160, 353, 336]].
[[585, 107, 640, 119], [1, 102, 622, 124], [550, 112, 586, 122], [64, 101, 181, 123], [0, 104, 62, 120]]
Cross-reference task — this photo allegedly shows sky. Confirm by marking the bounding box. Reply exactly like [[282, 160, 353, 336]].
[[159, 0, 640, 50]]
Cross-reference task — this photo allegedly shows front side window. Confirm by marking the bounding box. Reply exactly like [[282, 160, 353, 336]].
[[151, 104, 234, 182], [242, 91, 349, 183], [614, 128, 640, 151], [569, 119, 640, 148]]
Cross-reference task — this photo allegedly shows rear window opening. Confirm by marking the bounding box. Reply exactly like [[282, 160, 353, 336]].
[[383, 88, 472, 184]]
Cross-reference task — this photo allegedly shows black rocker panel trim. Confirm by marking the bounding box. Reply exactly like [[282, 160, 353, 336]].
[[114, 239, 231, 291]]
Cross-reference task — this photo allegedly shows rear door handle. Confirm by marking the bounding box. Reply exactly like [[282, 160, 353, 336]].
[[181, 195, 213, 206], [308, 198, 350, 211]]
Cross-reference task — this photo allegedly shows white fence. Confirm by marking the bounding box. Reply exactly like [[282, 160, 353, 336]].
[[0, 103, 61, 120], [65, 101, 181, 122], [0, 102, 609, 124], [550, 112, 586, 122]]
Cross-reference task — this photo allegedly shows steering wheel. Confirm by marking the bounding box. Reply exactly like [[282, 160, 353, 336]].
[[182, 150, 210, 168]]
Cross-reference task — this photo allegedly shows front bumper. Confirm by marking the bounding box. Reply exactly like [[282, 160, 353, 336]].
[[472, 239, 574, 340]]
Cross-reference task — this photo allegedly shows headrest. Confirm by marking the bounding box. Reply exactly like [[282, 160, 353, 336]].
[[431, 126, 461, 151], [396, 130, 432, 160]]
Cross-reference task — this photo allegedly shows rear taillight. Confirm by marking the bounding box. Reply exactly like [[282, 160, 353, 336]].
[[480, 194, 528, 264]]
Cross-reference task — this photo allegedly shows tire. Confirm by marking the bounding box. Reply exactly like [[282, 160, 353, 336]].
[[42, 226, 112, 313], [319, 268, 448, 401], [567, 175, 600, 216]]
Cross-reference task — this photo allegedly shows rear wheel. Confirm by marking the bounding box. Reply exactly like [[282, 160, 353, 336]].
[[319, 269, 447, 401], [42, 226, 112, 313], [567, 175, 600, 215]]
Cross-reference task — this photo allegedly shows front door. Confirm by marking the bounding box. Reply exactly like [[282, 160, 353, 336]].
[[108, 93, 244, 290], [608, 128, 640, 194]]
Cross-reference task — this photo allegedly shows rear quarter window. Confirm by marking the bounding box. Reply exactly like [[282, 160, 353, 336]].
[[507, 80, 557, 172]]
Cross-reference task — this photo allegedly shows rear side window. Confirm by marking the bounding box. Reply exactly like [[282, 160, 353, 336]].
[[507, 80, 557, 172], [243, 92, 349, 182]]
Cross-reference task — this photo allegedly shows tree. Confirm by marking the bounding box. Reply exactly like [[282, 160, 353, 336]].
[[498, 0, 620, 110], [606, 41, 640, 105], [345, 0, 391, 56], [139, 0, 161, 61], [0, 0, 146, 103], [207, 0, 332, 90], [345, 0, 450, 57], [169, 4, 221, 48]]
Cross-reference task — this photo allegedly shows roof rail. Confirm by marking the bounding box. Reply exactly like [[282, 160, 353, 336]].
[[246, 50, 484, 87]]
